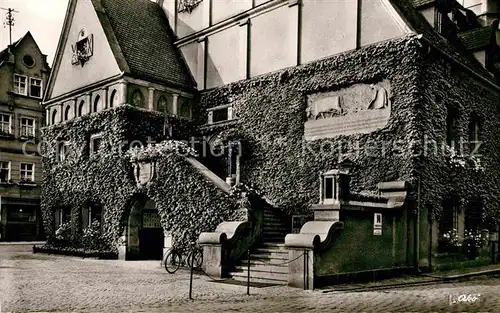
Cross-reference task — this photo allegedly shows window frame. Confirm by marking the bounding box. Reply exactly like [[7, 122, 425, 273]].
[[29, 77, 43, 99], [57, 141, 70, 162], [19, 162, 35, 183], [90, 133, 103, 154], [20, 117, 36, 138], [0, 113, 12, 135], [13, 74, 28, 96], [0, 161, 11, 183]]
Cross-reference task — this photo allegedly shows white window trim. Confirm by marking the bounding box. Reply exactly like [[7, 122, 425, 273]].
[[29, 77, 43, 99], [58, 141, 70, 162], [0, 161, 11, 182], [20, 117, 36, 137], [0, 113, 12, 135], [90, 133, 103, 154], [14, 74, 28, 96], [207, 104, 234, 125], [19, 162, 35, 182]]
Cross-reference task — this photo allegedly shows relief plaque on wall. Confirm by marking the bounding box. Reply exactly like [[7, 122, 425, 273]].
[[304, 81, 392, 140]]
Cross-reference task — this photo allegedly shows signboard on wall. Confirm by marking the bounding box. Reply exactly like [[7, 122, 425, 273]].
[[142, 211, 161, 228], [373, 213, 382, 236]]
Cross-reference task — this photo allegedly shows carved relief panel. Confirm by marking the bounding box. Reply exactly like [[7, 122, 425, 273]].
[[304, 80, 392, 140]]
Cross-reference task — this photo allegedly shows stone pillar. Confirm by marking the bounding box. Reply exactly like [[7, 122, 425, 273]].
[[197, 38, 206, 90], [288, 247, 314, 290], [86, 93, 92, 113], [288, 0, 300, 65], [73, 98, 78, 118], [103, 87, 109, 109], [120, 81, 128, 106], [201, 244, 225, 277], [148, 87, 155, 111], [118, 229, 127, 260], [172, 94, 179, 116], [46, 108, 50, 125], [59, 103, 64, 123]]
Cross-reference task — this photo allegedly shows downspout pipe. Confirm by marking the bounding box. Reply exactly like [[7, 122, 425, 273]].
[[414, 176, 421, 273]]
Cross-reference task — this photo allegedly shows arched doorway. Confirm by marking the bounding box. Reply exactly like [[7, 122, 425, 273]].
[[126, 197, 164, 260]]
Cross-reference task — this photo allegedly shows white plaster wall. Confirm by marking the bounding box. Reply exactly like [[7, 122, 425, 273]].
[[419, 7, 435, 28], [180, 42, 201, 86], [206, 27, 241, 89], [50, 0, 121, 98], [301, 0, 358, 64], [360, 0, 408, 46], [177, 4, 204, 38], [212, 0, 252, 25], [250, 5, 295, 77]]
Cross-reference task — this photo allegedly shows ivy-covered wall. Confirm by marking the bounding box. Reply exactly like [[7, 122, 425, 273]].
[[417, 51, 500, 225], [199, 35, 424, 215], [40, 105, 239, 251]]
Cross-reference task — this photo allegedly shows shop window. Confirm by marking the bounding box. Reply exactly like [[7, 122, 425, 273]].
[[440, 195, 460, 233], [465, 198, 483, 231]]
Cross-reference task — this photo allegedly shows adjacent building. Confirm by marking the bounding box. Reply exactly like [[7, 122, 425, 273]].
[[42, 0, 500, 288], [0, 32, 50, 241]]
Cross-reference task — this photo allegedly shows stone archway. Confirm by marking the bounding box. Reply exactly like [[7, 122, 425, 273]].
[[122, 197, 166, 260]]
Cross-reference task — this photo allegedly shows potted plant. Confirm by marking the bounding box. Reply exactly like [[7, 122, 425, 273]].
[[463, 229, 485, 260], [438, 228, 462, 253]]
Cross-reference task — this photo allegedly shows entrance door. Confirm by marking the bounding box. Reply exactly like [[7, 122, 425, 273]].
[[139, 210, 163, 260]]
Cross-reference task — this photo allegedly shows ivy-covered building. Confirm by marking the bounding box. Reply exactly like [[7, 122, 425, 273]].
[[42, 0, 500, 288]]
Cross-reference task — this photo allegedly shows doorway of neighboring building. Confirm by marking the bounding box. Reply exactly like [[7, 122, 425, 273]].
[[127, 197, 164, 260]]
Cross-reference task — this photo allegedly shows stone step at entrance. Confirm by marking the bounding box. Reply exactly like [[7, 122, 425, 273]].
[[230, 208, 290, 285]]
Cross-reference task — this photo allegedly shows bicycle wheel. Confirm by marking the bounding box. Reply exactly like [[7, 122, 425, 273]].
[[164, 250, 181, 274], [187, 249, 203, 269]]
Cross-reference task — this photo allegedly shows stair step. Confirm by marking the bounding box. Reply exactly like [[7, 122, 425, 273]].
[[251, 253, 288, 262], [259, 242, 286, 248], [254, 247, 288, 254], [239, 260, 288, 268], [235, 264, 288, 273], [230, 270, 288, 284], [262, 236, 286, 242]]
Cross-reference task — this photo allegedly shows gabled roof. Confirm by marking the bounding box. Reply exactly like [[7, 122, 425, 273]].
[[45, 0, 196, 102], [391, 0, 496, 82], [96, 0, 196, 89], [0, 32, 48, 69], [459, 26, 493, 51]]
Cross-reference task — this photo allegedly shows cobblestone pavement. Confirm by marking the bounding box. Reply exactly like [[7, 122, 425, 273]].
[[0, 245, 499, 313]]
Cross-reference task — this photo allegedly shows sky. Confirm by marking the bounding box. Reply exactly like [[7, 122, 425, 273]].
[[0, 0, 68, 66]]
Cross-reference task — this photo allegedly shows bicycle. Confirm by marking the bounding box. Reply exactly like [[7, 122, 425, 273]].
[[163, 243, 203, 274]]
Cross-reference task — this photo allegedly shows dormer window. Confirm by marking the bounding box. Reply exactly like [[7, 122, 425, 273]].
[[207, 104, 234, 125]]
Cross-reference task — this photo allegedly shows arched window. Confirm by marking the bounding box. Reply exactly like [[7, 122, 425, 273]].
[[157, 96, 167, 113], [131, 89, 143, 107], [51, 109, 58, 125], [109, 89, 118, 108], [64, 105, 71, 121], [93, 95, 101, 113], [78, 100, 85, 117]]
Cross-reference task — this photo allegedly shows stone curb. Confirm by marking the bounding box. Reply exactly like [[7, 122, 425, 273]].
[[0, 241, 46, 245], [427, 267, 500, 280]]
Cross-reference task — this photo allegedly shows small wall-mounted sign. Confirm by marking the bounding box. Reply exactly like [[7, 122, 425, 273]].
[[373, 213, 382, 236]]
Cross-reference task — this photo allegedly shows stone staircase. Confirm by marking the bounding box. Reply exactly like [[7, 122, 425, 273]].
[[230, 208, 290, 285]]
